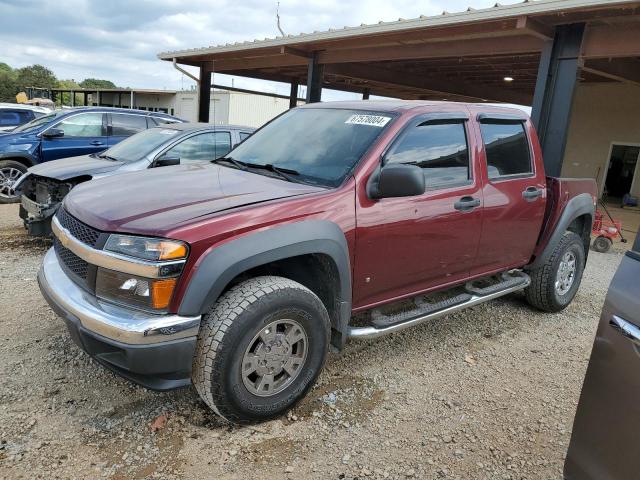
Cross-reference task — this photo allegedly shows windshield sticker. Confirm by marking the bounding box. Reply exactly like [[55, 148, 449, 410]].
[[344, 114, 391, 127]]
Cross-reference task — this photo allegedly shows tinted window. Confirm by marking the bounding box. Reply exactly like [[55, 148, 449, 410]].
[[56, 113, 104, 137], [480, 122, 532, 179], [0, 110, 32, 127], [165, 131, 231, 163], [111, 114, 147, 136], [239, 132, 252, 141], [102, 127, 179, 163], [230, 109, 394, 187], [385, 122, 470, 188]]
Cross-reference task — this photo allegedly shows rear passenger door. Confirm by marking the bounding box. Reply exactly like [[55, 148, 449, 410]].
[[470, 116, 546, 275], [108, 113, 148, 147], [564, 233, 640, 480]]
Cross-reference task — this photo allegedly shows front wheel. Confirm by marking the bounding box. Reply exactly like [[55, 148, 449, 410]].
[[192, 276, 330, 423], [0, 160, 28, 204], [526, 231, 586, 313]]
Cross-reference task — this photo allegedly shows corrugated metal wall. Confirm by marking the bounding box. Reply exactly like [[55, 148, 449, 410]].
[[227, 92, 290, 128]]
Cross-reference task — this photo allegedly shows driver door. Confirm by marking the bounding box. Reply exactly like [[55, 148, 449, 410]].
[[41, 112, 108, 161], [353, 115, 483, 309]]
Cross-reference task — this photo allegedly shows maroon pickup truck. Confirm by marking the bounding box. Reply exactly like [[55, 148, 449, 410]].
[[38, 101, 597, 423]]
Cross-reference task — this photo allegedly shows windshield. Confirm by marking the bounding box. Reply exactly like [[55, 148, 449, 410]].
[[227, 108, 395, 187], [13, 111, 64, 133], [101, 127, 180, 162]]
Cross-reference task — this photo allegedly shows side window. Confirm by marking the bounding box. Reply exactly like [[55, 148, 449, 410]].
[[56, 113, 104, 137], [111, 114, 147, 136], [480, 122, 532, 179], [385, 121, 470, 188], [213, 131, 232, 158], [164, 132, 231, 163], [239, 132, 252, 141]]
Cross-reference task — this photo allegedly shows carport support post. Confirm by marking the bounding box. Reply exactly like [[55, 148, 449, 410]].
[[306, 53, 323, 103], [362, 88, 370, 100], [289, 80, 299, 109], [83, 92, 87, 106], [198, 66, 212, 122], [531, 23, 585, 177]]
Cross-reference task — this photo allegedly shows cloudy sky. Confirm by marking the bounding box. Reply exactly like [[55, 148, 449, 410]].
[[0, 0, 522, 99]]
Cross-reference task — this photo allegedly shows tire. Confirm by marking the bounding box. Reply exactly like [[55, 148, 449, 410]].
[[525, 231, 585, 313], [0, 160, 28, 204], [592, 235, 612, 253], [192, 275, 330, 423]]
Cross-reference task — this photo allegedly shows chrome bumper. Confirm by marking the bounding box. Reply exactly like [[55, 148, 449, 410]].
[[38, 248, 201, 345]]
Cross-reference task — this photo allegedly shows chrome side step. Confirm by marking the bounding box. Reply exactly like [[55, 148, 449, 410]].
[[347, 271, 530, 341]]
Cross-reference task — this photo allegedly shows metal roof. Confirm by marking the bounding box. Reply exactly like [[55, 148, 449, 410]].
[[158, 0, 637, 60]]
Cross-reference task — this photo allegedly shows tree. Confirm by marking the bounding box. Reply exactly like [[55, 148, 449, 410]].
[[15, 64, 57, 89], [80, 78, 117, 89], [0, 67, 19, 102]]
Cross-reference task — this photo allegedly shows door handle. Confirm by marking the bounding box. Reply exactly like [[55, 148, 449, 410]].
[[91, 140, 104, 146], [610, 315, 640, 345], [522, 186, 543, 202], [454, 196, 481, 211]]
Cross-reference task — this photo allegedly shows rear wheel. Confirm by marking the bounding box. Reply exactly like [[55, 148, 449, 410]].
[[526, 231, 585, 312], [0, 160, 27, 204], [592, 235, 612, 253], [192, 276, 330, 423]]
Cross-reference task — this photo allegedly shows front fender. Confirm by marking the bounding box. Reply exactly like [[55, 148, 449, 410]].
[[177, 220, 352, 338]]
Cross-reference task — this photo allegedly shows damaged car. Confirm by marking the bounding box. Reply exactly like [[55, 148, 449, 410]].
[[18, 123, 254, 236]]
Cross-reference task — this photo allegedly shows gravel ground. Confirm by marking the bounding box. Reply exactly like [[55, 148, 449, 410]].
[[0, 202, 625, 480]]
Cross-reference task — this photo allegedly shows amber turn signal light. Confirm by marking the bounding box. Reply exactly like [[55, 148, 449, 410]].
[[151, 278, 177, 309]]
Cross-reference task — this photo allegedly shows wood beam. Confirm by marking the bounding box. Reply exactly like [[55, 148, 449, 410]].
[[582, 58, 640, 86], [324, 63, 532, 105], [280, 46, 312, 58], [516, 16, 555, 41], [582, 22, 640, 59]]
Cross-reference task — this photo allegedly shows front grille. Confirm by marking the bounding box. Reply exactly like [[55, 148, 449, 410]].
[[56, 207, 101, 247], [53, 237, 89, 280]]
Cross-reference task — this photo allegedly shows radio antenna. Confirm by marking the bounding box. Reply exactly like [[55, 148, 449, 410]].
[[276, 2, 286, 36]]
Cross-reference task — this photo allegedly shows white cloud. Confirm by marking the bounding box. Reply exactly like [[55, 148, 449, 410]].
[[0, 0, 523, 99]]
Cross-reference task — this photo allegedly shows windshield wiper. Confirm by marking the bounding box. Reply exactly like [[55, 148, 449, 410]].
[[212, 156, 248, 171], [249, 163, 301, 183], [97, 153, 119, 162]]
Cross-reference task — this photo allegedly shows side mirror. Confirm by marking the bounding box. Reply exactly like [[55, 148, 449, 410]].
[[154, 155, 180, 167], [370, 163, 425, 199], [43, 128, 64, 139]]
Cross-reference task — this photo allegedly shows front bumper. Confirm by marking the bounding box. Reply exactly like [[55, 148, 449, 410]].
[[38, 248, 201, 390], [20, 195, 55, 236]]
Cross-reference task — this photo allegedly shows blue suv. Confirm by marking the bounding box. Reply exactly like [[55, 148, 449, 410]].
[[0, 107, 183, 203]]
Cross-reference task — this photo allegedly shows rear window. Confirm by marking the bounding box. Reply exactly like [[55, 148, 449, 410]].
[[0, 110, 33, 127], [480, 122, 532, 179], [111, 114, 147, 136]]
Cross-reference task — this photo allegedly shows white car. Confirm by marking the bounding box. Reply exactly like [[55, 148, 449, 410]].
[[0, 103, 52, 133]]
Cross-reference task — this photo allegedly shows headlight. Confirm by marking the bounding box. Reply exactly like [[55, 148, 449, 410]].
[[104, 234, 187, 261], [96, 268, 177, 312]]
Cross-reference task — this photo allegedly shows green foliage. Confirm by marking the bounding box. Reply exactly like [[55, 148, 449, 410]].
[[15, 64, 57, 89], [0, 69, 19, 102], [80, 78, 117, 89], [0, 62, 12, 73], [56, 79, 84, 106]]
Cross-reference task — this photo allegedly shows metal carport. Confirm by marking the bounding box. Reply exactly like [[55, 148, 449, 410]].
[[159, 0, 640, 179]]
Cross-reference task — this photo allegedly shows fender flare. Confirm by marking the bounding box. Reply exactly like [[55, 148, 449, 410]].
[[177, 220, 352, 339], [529, 193, 594, 269]]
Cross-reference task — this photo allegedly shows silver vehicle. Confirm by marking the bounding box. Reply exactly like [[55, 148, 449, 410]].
[[0, 103, 51, 132], [18, 123, 255, 235]]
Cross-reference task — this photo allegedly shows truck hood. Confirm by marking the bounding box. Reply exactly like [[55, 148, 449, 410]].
[[28, 154, 123, 180], [64, 163, 325, 235]]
